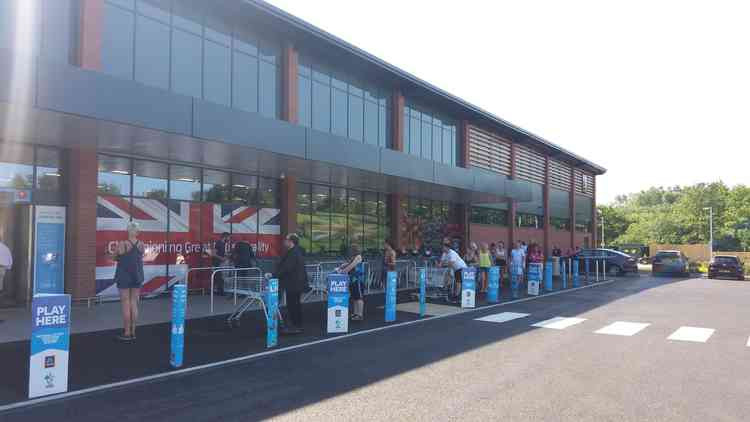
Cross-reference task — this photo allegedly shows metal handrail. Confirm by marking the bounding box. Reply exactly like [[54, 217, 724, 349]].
[[209, 267, 263, 314], [180, 265, 234, 289]]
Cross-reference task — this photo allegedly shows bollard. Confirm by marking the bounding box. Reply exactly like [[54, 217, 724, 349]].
[[572, 259, 580, 287], [488, 266, 500, 303], [170, 284, 187, 368], [602, 259, 607, 280], [265, 279, 279, 348], [510, 263, 521, 298], [385, 271, 397, 322], [585, 258, 590, 283], [544, 259, 553, 292], [418, 268, 426, 317], [561, 260, 567, 289]]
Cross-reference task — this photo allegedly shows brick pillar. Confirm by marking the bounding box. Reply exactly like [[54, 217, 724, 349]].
[[281, 43, 299, 124], [391, 90, 405, 151], [78, 0, 103, 70], [460, 120, 470, 168], [570, 168, 576, 250], [280, 175, 297, 238], [388, 194, 405, 249], [543, 157, 551, 257], [508, 143, 518, 248], [66, 147, 98, 299], [591, 176, 598, 247]]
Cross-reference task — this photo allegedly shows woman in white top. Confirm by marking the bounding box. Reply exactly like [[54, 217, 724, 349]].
[[509, 241, 525, 298], [440, 242, 467, 299]]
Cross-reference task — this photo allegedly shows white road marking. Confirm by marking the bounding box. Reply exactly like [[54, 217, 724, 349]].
[[746, 336, 750, 347], [667, 326, 715, 343], [475, 312, 530, 323], [595, 321, 651, 336], [532, 317, 587, 330]]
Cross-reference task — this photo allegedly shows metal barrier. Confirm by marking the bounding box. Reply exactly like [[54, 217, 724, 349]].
[[179, 265, 234, 294], [422, 260, 454, 301], [395, 260, 417, 289], [225, 274, 282, 328], [302, 263, 325, 303], [209, 267, 263, 314]]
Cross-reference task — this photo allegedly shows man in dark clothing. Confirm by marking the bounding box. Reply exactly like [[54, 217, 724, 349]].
[[211, 232, 230, 296], [276, 234, 308, 334]]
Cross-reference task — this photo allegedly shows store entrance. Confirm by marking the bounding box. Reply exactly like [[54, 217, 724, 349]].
[[0, 204, 32, 307]]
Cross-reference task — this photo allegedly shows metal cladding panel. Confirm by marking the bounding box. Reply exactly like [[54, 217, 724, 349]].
[[468, 125, 512, 175], [306, 129, 380, 173], [515, 144, 546, 185], [434, 162, 475, 191], [380, 148, 435, 184], [505, 178, 533, 203], [0, 49, 37, 106], [549, 159, 572, 191], [37, 60, 192, 135], [574, 169, 595, 197], [472, 168, 508, 198], [193, 99, 306, 159]]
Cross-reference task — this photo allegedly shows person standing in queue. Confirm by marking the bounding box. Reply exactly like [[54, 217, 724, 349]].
[[382, 239, 397, 289], [209, 232, 230, 296], [478, 243, 492, 293], [276, 234, 308, 334], [440, 241, 467, 302], [510, 241, 526, 298], [111, 222, 145, 341], [337, 244, 365, 321]]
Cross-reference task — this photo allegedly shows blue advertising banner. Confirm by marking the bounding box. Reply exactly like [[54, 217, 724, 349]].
[[266, 279, 279, 347], [29, 294, 71, 398], [385, 271, 397, 322], [327, 273, 350, 333], [33, 206, 66, 295], [418, 268, 426, 317], [487, 266, 500, 303], [461, 267, 476, 308], [527, 263, 542, 296], [170, 284, 187, 368], [573, 259, 580, 287], [544, 260, 554, 292]]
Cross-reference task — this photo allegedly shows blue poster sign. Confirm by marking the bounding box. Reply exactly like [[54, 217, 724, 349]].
[[461, 267, 476, 308], [527, 263, 542, 296], [385, 271, 397, 322], [170, 284, 187, 368], [29, 294, 71, 398], [327, 273, 350, 333], [33, 206, 66, 295], [418, 268, 426, 317], [572, 259, 580, 287], [488, 266, 500, 303], [266, 279, 279, 347], [544, 260, 554, 292]]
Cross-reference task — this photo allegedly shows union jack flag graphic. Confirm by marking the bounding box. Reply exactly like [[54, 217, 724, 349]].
[[95, 196, 281, 298]]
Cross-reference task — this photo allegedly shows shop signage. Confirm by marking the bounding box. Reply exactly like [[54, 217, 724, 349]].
[[33, 206, 66, 294], [266, 279, 279, 347], [488, 266, 500, 303], [29, 294, 70, 398], [170, 283, 187, 368], [327, 274, 349, 333], [528, 263, 542, 296], [385, 271, 397, 322], [461, 267, 476, 308], [418, 268, 426, 317]]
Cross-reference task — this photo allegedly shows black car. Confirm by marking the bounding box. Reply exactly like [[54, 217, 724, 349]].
[[572, 248, 638, 276], [708, 255, 745, 281]]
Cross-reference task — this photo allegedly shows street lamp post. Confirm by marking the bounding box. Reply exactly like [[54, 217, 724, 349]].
[[598, 209, 605, 248], [703, 207, 713, 259]]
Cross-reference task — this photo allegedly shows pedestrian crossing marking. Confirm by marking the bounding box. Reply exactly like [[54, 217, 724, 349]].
[[746, 336, 750, 347], [532, 317, 587, 330], [595, 321, 651, 336], [667, 326, 715, 343], [475, 312, 530, 323]]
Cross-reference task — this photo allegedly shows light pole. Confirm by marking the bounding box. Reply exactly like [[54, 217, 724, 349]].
[[703, 207, 713, 259], [598, 208, 605, 248]]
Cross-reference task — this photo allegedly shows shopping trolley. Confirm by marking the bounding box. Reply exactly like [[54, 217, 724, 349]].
[[226, 272, 283, 329]]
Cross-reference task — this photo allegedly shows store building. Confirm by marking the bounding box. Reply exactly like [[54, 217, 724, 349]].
[[0, 0, 605, 305]]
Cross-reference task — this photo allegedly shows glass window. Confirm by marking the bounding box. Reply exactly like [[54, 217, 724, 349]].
[[107, 0, 135, 9], [363, 191, 378, 254], [203, 40, 231, 106], [171, 0, 202, 34], [348, 95, 363, 142], [231, 174, 257, 204], [298, 75, 312, 127], [97, 155, 131, 196], [133, 160, 167, 199], [421, 120, 432, 161], [258, 178, 279, 208], [135, 15, 170, 90], [101, 3, 135, 80], [233, 25, 258, 56], [203, 169, 230, 203], [35, 148, 61, 191], [471, 206, 508, 226], [403, 108, 410, 153], [409, 114, 421, 156], [363, 100, 378, 146], [171, 29, 203, 98], [312, 81, 331, 132], [258, 61, 278, 118], [378, 105, 388, 148], [442, 127, 453, 165], [169, 165, 201, 201], [311, 185, 330, 254], [204, 10, 231, 46], [0, 144, 33, 190], [259, 39, 279, 64], [136, 0, 170, 23], [330, 188, 347, 254], [232, 51, 259, 113], [296, 183, 312, 251], [347, 190, 364, 247], [575, 194, 593, 232], [41, 0, 74, 63], [432, 123, 442, 162], [332, 88, 348, 137]]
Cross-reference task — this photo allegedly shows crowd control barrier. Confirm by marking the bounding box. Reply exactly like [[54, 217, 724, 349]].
[[209, 267, 263, 314]]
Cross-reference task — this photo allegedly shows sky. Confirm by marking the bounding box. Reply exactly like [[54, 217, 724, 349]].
[[266, 0, 749, 204]]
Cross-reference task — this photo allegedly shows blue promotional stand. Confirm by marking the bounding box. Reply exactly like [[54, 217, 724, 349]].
[[170, 284, 187, 368], [327, 273, 350, 333], [418, 268, 426, 317], [461, 267, 477, 308], [266, 279, 279, 347], [487, 266, 500, 303], [510, 262, 522, 299], [29, 294, 71, 398], [544, 259, 554, 292], [572, 259, 580, 287], [527, 263, 542, 296], [385, 271, 397, 322]]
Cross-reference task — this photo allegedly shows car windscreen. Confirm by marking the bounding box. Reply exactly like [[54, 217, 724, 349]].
[[714, 256, 738, 264], [655, 252, 679, 258]]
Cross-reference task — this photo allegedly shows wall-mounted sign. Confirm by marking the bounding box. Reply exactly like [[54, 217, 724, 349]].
[[34, 206, 66, 295]]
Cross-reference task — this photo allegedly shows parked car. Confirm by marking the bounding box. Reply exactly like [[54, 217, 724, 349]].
[[708, 255, 745, 281], [651, 250, 690, 276], [572, 248, 638, 276]]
